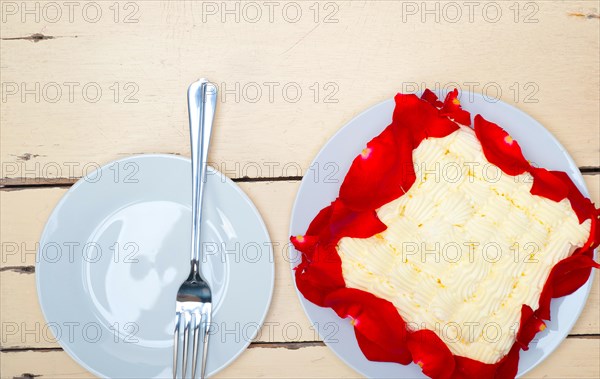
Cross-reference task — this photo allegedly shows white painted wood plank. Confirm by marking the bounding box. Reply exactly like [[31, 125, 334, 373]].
[[1, 338, 598, 379], [1, 1, 598, 184]]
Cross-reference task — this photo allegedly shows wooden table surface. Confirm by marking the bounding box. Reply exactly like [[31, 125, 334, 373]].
[[1, 1, 599, 378]]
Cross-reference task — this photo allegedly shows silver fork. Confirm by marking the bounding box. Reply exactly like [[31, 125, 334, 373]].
[[173, 79, 217, 379]]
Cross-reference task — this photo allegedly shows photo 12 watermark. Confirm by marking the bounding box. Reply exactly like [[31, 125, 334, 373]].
[[1, 1, 141, 24], [1, 82, 140, 104], [399, 241, 542, 265], [1, 321, 140, 345], [0, 160, 140, 184], [1, 241, 140, 265], [0, 159, 341, 186], [2, 239, 304, 266], [214, 81, 339, 104], [209, 160, 341, 183], [398, 1, 540, 24], [405, 320, 540, 346], [1, 320, 339, 345], [401, 81, 540, 104], [198, 1, 340, 24]]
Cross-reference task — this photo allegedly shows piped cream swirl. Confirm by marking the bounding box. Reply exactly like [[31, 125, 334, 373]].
[[337, 125, 591, 364]]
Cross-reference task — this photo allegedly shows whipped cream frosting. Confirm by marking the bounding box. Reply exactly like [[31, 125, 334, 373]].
[[337, 125, 591, 363]]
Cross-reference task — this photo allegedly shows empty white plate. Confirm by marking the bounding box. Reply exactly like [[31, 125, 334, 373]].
[[37, 154, 274, 378]]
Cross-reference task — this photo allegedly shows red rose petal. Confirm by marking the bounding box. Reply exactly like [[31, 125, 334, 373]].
[[354, 327, 412, 365], [306, 203, 335, 236], [529, 167, 569, 203], [325, 288, 412, 364], [494, 343, 521, 379], [439, 89, 472, 126], [549, 171, 599, 225], [453, 356, 497, 379], [454, 340, 521, 379], [587, 211, 600, 252], [407, 329, 455, 379], [294, 244, 345, 306], [291, 199, 388, 258], [328, 199, 387, 243], [393, 93, 460, 144], [290, 234, 319, 260], [537, 253, 600, 321], [339, 125, 416, 211], [516, 305, 545, 349], [536, 274, 554, 322], [549, 254, 600, 298], [421, 89, 443, 108], [474, 115, 529, 176]]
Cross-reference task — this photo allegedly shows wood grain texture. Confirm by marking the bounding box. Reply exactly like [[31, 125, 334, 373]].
[[1, 1, 599, 185], [1, 337, 599, 379]]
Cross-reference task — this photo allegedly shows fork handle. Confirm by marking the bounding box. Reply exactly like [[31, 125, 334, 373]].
[[188, 79, 217, 275]]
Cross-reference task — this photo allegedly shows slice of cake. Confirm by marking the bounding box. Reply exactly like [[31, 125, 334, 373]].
[[291, 90, 599, 379]]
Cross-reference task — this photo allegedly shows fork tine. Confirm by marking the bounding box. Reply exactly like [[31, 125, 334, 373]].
[[201, 305, 212, 379], [173, 312, 181, 379], [181, 312, 191, 379], [191, 311, 201, 379]]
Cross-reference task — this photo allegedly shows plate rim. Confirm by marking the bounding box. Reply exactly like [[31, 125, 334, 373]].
[[36, 153, 275, 378], [288, 92, 596, 378]]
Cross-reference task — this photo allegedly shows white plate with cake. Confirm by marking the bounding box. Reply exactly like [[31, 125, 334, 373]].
[[289, 90, 599, 378]]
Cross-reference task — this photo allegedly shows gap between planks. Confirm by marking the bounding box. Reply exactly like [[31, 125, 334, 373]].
[[1, 336, 597, 355], [0, 341, 327, 354], [0, 176, 304, 190]]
